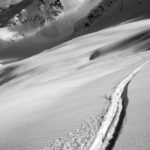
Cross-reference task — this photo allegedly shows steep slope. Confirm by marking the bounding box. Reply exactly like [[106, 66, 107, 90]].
[[74, 0, 150, 36], [1, 1, 150, 150], [0, 19, 150, 150]]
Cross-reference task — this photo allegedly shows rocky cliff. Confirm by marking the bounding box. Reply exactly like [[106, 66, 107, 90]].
[[0, 0, 63, 30], [74, 0, 150, 36]]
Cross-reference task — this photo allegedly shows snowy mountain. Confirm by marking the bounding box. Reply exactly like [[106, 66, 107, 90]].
[[1, 1, 150, 150], [74, 0, 150, 35], [0, 0, 63, 32], [0, 0, 100, 63]]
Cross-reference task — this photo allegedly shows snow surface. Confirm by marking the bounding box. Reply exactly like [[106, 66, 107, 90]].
[[89, 61, 149, 150], [114, 61, 150, 150], [1, 0, 150, 148], [0, 17, 150, 149]]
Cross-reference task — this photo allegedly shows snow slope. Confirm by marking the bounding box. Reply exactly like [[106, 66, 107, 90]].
[[114, 61, 150, 150], [89, 61, 149, 150], [1, 0, 150, 64], [0, 19, 150, 149], [0, 1, 150, 150]]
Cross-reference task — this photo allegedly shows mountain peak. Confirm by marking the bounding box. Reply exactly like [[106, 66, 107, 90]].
[[0, 0, 64, 29]]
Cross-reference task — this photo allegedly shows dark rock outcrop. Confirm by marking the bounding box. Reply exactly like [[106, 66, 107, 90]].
[[0, 0, 64, 28], [74, 0, 150, 36]]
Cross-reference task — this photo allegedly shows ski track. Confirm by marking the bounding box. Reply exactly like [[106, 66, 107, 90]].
[[89, 61, 149, 150]]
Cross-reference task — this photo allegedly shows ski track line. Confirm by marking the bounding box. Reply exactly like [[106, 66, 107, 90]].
[[89, 61, 149, 150]]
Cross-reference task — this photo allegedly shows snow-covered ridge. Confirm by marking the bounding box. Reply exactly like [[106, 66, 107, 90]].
[[74, 0, 119, 33], [74, 0, 150, 35], [89, 61, 149, 150]]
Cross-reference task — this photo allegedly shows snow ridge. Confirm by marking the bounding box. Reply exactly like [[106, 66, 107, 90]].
[[89, 61, 149, 150]]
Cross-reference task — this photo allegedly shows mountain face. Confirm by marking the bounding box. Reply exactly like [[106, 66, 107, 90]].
[[74, 0, 150, 36], [74, 0, 118, 33], [0, 0, 101, 62], [0, 0, 63, 30]]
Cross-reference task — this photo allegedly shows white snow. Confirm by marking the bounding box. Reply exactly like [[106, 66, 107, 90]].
[[0, 17, 150, 149], [0, 28, 23, 41], [89, 61, 149, 150]]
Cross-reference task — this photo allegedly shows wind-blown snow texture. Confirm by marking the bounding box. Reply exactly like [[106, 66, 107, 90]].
[[0, 18, 150, 149], [0, 0, 150, 150]]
